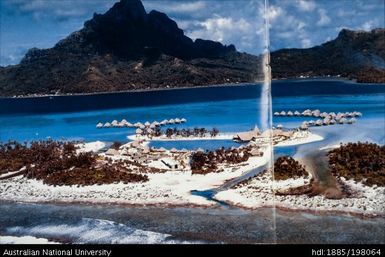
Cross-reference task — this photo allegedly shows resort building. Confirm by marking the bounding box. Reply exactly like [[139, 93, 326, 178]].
[[233, 128, 261, 142]]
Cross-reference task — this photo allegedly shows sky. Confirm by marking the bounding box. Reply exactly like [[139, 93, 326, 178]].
[[0, 0, 384, 66]]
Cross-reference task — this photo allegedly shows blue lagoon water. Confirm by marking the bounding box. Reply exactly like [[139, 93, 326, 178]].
[[0, 86, 263, 143], [1, 79, 384, 152], [6, 79, 384, 182], [1, 79, 385, 244]]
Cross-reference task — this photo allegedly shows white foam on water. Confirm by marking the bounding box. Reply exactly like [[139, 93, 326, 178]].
[[6, 218, 199, 244], [0, 235, 58, 244]]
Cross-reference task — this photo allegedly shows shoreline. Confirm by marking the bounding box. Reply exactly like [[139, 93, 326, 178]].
[[2, 77, 383, 100], [1, 193, 383, 219], [0, 82, 259, 100], [214, 172, 385, 218]]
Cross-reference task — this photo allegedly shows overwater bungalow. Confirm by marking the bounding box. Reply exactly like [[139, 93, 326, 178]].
[[175, 118, 181, 124], [181, 118, 187, 123], [336, 113, 344, 120], [111, 120, 119, 126], [315, 120, 323, 126], [144, 121, 151, 127], [149, 123, 156, 129], [161, 119, 169, 125], [294, 111, 301, 116], [280, 111, 286, 116], [302, 110, 311, 116], [134, 122, 142, 127], [104, 122, 111, 128], [320, 112, 328, 118], [169, 119, 175, 124], [126, 122, 133, 127], [136, 128, 143, 135], [348, 118, 357, 124], [139, 124, 146, 129], [353, 111, 362, 117], [338, 117, 347, 124], [287, 111, 294, 116], [300, 124, 308, 130], [312, 109, 320, 117], [323, 118, 330, 126], [308, 120, 315, 126], [274, 112, 280, 116], [96, 123, 103, 128]]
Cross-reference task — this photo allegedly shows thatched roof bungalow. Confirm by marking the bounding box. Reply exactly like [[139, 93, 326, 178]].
[[233, 128, 261, 142]]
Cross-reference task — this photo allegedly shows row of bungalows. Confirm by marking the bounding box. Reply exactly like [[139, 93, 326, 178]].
[[274, 110, 362, 118], [97, 118, 187, 129]]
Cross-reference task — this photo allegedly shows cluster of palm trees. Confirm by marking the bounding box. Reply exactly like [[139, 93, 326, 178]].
[[0, 140, 149, 185], [149, 127, 220, 138], [273, 156, 308, 180], [328, 142, 385, 187], [191, 146, 252, 174]]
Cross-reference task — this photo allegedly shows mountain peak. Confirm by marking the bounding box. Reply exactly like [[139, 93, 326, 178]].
[[106, 0, 147, 20], [79, 0, 235, 60]]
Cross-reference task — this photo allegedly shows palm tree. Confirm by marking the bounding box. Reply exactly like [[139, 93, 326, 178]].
[[193, 128, 200, 137], [210, 127, 219, 137], [166, 128, 174, 138], [199, 128, 207, 137]]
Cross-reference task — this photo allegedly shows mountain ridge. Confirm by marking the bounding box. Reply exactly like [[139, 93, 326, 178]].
[[270, 28, 385, 83], [0, 0, 384, 97]]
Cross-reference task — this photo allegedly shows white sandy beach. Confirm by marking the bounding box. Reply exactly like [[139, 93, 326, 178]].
[[275, 131, 324, 147], [76, 141, 106, 153], [0, 145, 271, 207], [2, 130, 378, 218], [214, 172, 385, 217]]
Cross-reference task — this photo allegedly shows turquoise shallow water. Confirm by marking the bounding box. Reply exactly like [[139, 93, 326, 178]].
[[1, 80, 384, 149]]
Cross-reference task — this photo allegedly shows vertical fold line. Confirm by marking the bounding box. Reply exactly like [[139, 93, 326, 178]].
[[263, 0, 277, 244]]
